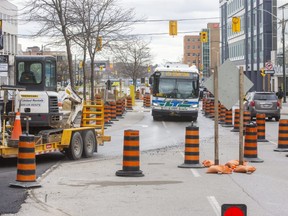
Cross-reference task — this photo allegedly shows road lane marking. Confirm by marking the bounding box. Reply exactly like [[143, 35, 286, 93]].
[[207, 196, 221, 216], [162, 121, 167, 128], [179, 152, 201, 177], [268, 140, 277, 146], [190, 169, 201, 177]]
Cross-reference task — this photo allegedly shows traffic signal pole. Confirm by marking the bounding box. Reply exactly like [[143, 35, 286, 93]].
[[281, 6, 287, 103]]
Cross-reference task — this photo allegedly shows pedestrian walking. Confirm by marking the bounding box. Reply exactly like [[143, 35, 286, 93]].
[[276, 87, 284, 109]]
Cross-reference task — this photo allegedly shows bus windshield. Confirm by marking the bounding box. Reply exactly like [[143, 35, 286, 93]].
[[158, 78, 198, 99]]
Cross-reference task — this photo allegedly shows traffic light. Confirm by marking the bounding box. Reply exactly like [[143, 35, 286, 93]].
[[200, 31, 208, 43], [261, 68, 266, 77], [169, 20, 177, 36], [221, 204, 247, 216], [232, 17, 241, 33], [96, 36, 102, 51]]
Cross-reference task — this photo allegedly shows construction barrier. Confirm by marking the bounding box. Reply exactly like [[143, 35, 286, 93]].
[[126, 96, 133, 110], [8, 112, 22, 147], [116, 130, 144, 177], [274, 119, 288, 152], [144, 93, 151, 108], [202, 98, 206, 113], [222, 109, 233, 127], [104, 103, 113, 126], [116, 99, 124, 118], [208, 100, 215, 119], [219, 105, 226, 124], [178, 125, 204, 168], [10, 134, 41, 188], [256, 113, 268, 142], [109, 101, 118, 121], [136, 89, 140, 99], [244, 123, 264, 163], [231, 109, 240, 132], [81, 100, 104, 130], [204, 99, 211, 117]]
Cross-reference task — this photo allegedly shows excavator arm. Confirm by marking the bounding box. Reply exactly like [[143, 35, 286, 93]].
[[60, 85, 83, 128]]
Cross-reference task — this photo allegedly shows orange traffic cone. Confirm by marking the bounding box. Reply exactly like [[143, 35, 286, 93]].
[[8, 112, 22, 147]]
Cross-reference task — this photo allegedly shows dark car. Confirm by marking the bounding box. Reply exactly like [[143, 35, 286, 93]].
[[244, 91, 280, 121]]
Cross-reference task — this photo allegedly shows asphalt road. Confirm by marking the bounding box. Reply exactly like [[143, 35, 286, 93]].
[[1, 102, 288, 215], [0, 153, 66, 214]]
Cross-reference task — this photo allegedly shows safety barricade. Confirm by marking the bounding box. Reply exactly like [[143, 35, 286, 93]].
[[116, 130, 144, 177], [219, 105, 226, 124], [178, 125, 204, 168], [274, 119, 288, 152], [222, 109, 233, 127], [116, 99, 124, 118], [10, 134, 41, 188], [256, 113, 268, 142], [144, 93, 151, 108], [81, 100, 105, 131], [208, 100, 215, 119], [126, 96, 133, 110], [231, 109, 240, 132], [104, 102, 113, 126], [244, 123, 263, 162], [136, 90, 140, 99], [204, 99, 211, 117], [109, 101, 118, 121]]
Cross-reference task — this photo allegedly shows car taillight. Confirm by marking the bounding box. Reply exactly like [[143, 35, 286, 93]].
[[250, 101, 255, 106], [277, 101, 280, 107]]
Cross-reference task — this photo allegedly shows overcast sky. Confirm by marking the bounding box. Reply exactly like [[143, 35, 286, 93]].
[[9, 0, 287, 65]]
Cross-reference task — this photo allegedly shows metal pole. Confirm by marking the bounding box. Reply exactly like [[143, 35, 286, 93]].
[[239, 66, 244, 165], [282, 7, 286, 103], [214, 65, 219, 165]]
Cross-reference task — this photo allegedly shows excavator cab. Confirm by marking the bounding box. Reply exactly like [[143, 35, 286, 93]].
[[13, 56, 61, 129], [15, 55, 57, 92]]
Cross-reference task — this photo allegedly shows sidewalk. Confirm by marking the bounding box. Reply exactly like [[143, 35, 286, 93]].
[[281, 101, 288, 116]]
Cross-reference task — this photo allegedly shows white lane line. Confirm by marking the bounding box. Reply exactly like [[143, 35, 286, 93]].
[[162, 121, 167, 128], [190, 169, 201, 177], [268, 140, 277, 146], [179, 152, 201, 177], [207, 196, 221, 216]]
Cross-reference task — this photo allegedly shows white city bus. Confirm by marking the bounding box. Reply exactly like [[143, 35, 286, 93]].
[[149, 63, 199, 121]]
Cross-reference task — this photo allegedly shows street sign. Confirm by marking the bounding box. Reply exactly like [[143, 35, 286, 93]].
[[203, 59, 254, 109], [264, 70, 275, 75], [265, 62, 273, 70]]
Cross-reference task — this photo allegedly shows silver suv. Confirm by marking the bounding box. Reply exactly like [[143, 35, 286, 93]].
[[244, 92, 280, 121]]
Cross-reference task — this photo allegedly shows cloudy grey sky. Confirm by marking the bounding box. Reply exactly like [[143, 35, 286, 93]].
[[10, 0, 287, 64]]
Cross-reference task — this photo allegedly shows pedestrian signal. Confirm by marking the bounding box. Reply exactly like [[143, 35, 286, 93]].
[[221, 204, 247, 216], [232, 17, 241, 33], [169, 20, 177, 36], [200, 32, 208, 43]]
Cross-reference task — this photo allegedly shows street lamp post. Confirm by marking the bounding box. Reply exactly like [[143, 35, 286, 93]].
[[279, 3, 288, 103]]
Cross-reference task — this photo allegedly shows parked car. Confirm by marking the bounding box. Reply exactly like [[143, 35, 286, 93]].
[[244, 91, 280, 121]]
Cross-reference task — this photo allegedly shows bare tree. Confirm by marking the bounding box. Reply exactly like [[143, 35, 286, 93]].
[[113, 38, 151, 88], [70, 0, 138, 100], [23, 0, 78, 88]]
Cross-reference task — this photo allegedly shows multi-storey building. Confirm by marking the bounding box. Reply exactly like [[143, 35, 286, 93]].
[[201, 23, 220, 78], [220, 0, 277, 91], [183, 35, 201, 68], [0, 0, 18, 85]]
